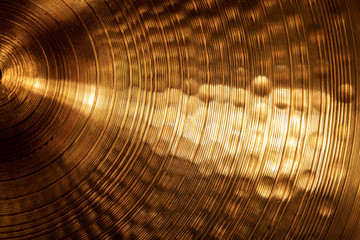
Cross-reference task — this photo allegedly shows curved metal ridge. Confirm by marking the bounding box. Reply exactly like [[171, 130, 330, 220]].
[[0, 0, 359, 239]]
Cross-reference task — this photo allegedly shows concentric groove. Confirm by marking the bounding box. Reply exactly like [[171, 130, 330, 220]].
[[0, 0, 359, 239]]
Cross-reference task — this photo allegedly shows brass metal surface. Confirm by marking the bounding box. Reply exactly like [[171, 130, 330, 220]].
[[0, 0, 360, 239]]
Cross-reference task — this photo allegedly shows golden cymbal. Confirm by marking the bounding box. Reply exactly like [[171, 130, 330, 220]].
[[0, 0, 360, 239]]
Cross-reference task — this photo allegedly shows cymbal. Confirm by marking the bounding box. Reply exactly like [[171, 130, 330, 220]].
[[0, 0, 360, 239]]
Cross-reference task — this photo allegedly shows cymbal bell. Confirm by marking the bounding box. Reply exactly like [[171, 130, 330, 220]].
[[0, 0, 360, 239]]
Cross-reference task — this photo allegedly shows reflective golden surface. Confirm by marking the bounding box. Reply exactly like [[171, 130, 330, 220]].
[[0, 0, 360, 239]]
